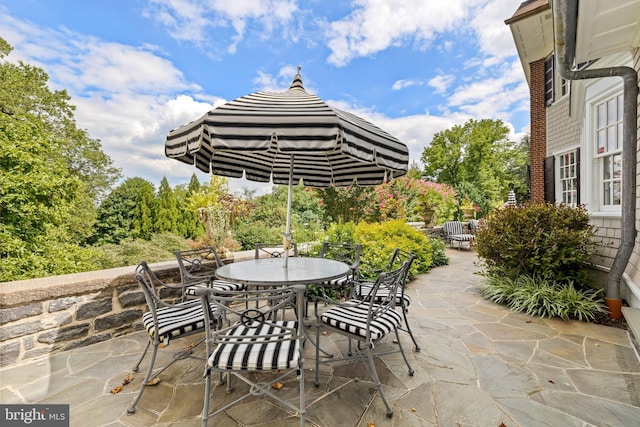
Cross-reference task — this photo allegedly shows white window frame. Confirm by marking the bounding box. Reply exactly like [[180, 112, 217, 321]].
[[590, 89, 624, 213], [557, 149, 578, 206]]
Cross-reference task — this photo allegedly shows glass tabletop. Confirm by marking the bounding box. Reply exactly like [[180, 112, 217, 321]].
[[215, 257, 350, 286]]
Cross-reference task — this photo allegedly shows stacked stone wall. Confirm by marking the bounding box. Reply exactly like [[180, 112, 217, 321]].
[[0, 262, 184, 367]]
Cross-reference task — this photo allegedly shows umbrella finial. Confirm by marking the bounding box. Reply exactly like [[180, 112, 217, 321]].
[[288, 66, 305, 92]]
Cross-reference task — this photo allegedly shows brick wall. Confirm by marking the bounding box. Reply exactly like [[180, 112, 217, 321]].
[[529, 58, 547, 202]]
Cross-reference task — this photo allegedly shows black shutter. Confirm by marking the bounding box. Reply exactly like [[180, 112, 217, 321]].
[[544, 56, 554, 106], [544, 155, 555, 202], [575, 148, 580, 205]]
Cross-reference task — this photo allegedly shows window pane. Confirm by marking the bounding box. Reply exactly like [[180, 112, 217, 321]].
[[603, 156, 610, 179], [608, 99, 616, 125], [618, 95, 623, 121], [613, 181, 621, 205], [613, 154, 622, 178], [604, 182, 611, 205], [597, 103, 606, 128], [598, 130, 606, 153], [617, 122, 623, 149], [608, 126, 616, 151]]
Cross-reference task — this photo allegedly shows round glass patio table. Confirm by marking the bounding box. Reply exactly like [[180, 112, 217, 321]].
[[215, 257, 350, 356], [214, 257, 350, 287]]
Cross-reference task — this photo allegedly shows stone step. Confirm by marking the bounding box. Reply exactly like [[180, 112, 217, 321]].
[[621, 306, 640, 352]]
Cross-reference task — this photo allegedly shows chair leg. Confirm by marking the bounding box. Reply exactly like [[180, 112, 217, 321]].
[[401, 305, 421, 352], [365, 350, 394, 417], [201, 367, 212, 427], [127, 337, 160, 414], [314, 325, 321, 387], [394, 328, 415, 376], [132, 338, 151, 372]]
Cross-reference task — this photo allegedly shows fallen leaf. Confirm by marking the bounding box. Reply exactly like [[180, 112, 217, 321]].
[[271, 382, 283, 390], [499, 423, 507, 427], [122, 374, 134, 385], [411, 407, 417, 412], [159, 343, 166, 348], [147, 378, 160, 386], [322, 331, 328, 335], [594, 343, 600, 347], [548, 379, 555, 384], [367, 423, 375, 427], [110, 386, 123, 394], [392, 339, 398, 344], [526, 319, 532, 323]]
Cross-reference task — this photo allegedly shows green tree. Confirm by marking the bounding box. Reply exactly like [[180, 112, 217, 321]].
[[91, 178, 155, 244], [0, 38, 114, 280], [174, 176, 204, 240], [154, 177, 179, 234], [421, 119, 528, 214]]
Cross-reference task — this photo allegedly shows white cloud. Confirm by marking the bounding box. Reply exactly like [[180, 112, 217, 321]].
[[145, 0, 300, 53], [392, 79, 422, 90], [428, 74, 456, 94], [324, 0, 475, 66]]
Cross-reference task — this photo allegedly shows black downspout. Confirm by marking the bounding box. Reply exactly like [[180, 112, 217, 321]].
[[552, 0, 639, 318]]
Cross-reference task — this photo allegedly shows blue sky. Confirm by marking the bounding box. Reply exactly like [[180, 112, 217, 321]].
[[1, 0, 530, 195]]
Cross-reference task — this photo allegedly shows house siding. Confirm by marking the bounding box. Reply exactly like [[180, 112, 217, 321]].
[[623, 47, 640, 308], [546, 96, 581, 153]]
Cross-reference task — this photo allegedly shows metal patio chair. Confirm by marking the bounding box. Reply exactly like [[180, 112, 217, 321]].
[[313, 260, 415, 417], [316, 242, 362, 299], [443, 220, 475, 249], [193, 285, 306, 426], [254, 241, 298, 259], [174, 247, 246, 296], [127, 261, 216, 415], [353, 248, 420, 351]]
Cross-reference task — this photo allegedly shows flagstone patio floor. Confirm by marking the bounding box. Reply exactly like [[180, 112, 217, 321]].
[[2, 249, 640, 426]]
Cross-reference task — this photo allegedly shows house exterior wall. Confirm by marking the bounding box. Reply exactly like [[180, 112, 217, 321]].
[[546, 96, 581, 153], [541, 49, 640, 308], [621, 47, 640, 308]]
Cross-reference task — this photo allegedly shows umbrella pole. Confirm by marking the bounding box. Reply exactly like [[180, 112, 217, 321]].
[[284, 155, 294, 268]]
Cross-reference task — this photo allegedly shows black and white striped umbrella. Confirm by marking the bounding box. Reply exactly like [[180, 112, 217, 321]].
[[165, 68, 409, 262]]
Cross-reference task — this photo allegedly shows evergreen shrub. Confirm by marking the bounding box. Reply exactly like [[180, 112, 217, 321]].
[[475, 203, 595, 285]]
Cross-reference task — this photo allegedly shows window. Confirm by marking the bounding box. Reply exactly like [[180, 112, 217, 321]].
[[595, 94, 623, 207], [559, 151, 578, 205]]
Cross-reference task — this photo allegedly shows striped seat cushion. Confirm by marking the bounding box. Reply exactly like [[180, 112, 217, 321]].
[[184, 281, 246, 297], [320, 300, 403, 341], [319, 276, 351, 288], [210, 279, 247, 292], [209, 320, 300, 371], [142, 299, 207, 340], [449, 234, 474, 241], [357, 283, 411, 307]]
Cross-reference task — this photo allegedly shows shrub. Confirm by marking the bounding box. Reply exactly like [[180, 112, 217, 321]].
[[353, 219, 444, 279], [314, 219, 448, 279], [95, 232, 189, 268], [481, 272, 607, 321], [475, 203, 595, 285]]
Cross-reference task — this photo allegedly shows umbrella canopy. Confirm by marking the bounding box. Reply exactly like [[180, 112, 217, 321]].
[[165, 68, 409, 264], [165, 68, 409, 188]]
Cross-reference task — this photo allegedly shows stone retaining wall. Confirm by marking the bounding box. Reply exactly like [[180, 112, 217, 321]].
[[0, 260, 187, 367], [0, 231, 449, 368]]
